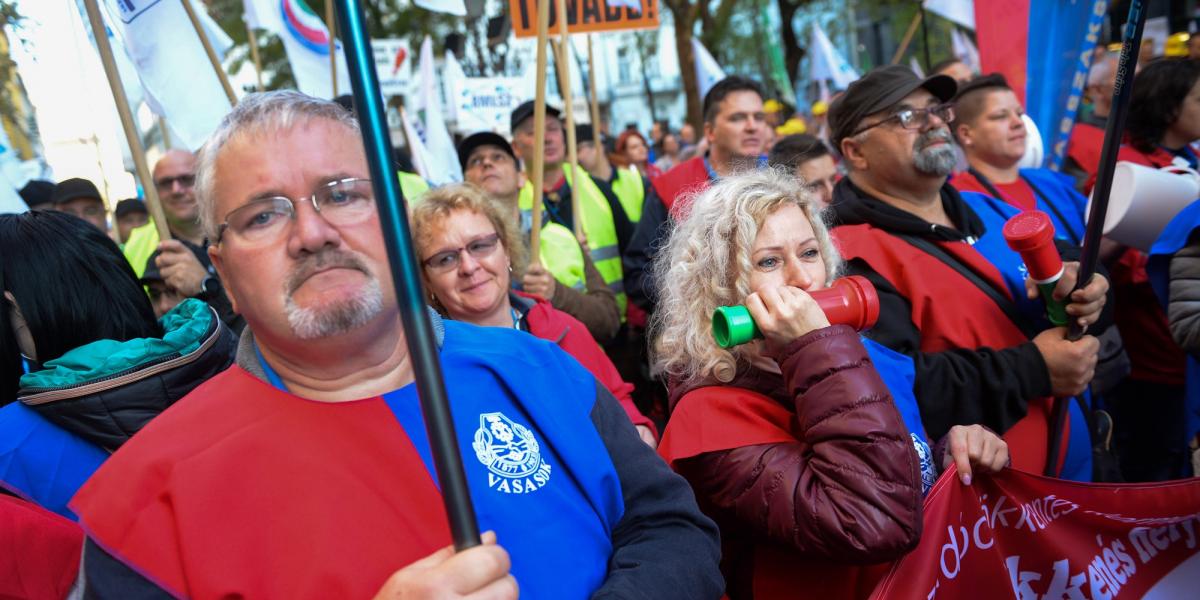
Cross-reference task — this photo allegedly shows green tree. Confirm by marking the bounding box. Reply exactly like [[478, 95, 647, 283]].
[[661, 0, 743, 129]]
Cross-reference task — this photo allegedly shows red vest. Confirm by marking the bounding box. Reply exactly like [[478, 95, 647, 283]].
[[832, 224, 1055, 474], [1067, 122, 1105, 181], [651, 156, 712, 218]]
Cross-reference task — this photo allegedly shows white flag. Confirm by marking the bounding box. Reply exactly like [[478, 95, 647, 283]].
[[413, 37, 463, 186], [243, 0, 351, 99], [101, 0, 234, 150], [951, 28, 981, 74], [401, 108, 435, 183], [810, 24, 859, 91], [442, 50, 467, 125], [922, 0, 975, 30], [909, 57, 926, 78], [413, 0, 467, 16], [691, 39, 726, 98]]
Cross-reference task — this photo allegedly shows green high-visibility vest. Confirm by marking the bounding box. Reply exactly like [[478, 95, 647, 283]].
[[533, 221, 586, 291], [610, 166, 645, 223], [519, 169, 626, 317], [399, 171, 430, 203], [123, 221, 160, 278]]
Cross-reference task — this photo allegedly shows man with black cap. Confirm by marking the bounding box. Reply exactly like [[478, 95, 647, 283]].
[[51, 177, 108, 232], [575, 123, 648, 226], [458, 131, 620, 343], [509, 101, 633, 320], [19, 180, 55, 211], [827, 65, 1112, 481], [113, 198, 149, 244]]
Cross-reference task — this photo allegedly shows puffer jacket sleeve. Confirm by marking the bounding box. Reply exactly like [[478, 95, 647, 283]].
[[1168, 242, 1200, 354], [674, 325, 923, 564]]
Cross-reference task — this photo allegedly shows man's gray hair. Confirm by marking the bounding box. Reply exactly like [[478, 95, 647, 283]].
[[195, 91, 360, 240]]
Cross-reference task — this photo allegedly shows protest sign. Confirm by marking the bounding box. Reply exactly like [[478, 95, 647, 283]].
[[451, 76, 525, 135], [509, 0, 659, 37], [871, 469, 1200, 599], [372, 38, 412, 98]]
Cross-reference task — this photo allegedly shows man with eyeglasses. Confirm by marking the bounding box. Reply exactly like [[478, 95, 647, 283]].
[[458, 131, 621, 344], [124, 149, 243, 332], [827, 65, 1113, 482], [72, 91, 722, 599]]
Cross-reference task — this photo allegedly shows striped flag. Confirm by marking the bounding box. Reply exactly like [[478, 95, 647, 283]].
[[244, 0, 351, 99]]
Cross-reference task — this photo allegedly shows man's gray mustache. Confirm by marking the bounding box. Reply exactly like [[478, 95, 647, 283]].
[[286, 251, 373, 295]]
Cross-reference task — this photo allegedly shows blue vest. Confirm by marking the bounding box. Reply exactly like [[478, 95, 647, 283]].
[[259, 321, 623, 598], [1020, 168, 1088, 246], [0, 401, 108, 520], [1147, 201, 1200, 444], [959, 191, 1093, 482], [863, 337, 937, 494]]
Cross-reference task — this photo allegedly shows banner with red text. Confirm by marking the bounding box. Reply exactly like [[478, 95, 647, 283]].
[[871, 469, 1200, 599]]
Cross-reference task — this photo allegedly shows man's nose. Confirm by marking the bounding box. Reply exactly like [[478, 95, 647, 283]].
[[288, 202, 342, 254]]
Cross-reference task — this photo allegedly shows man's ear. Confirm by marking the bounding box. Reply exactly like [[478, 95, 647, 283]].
[[840, 136, 870, 172], [207, 245, 238, 314], [954, 123, 974, 148]]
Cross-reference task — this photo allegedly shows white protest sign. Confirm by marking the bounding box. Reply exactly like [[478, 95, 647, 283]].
[[451, 77, 525, 136], [372, 38, 412, 98]]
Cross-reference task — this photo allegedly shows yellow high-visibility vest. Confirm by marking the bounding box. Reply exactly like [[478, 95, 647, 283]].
[[609, 166, 645, 223]]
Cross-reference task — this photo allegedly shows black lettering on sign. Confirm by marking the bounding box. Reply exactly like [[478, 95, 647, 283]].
[[644, 0, 654, 21], [566, 0, 579, 26], [516, 0, 532, 30], [581, 0, 600, 24], [604, 0, 621, 21]]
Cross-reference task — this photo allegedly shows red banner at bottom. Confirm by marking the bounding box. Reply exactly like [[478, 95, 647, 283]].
[[871, 469, 1200, 599]]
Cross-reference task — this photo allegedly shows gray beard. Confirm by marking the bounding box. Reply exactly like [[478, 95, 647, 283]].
[[913, 143, 957, 177], [284, 277, 384, 340]]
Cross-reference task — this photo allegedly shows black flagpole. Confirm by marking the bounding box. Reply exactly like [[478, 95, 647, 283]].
[[333, 0, 481, 550], [1045, 0, 1146, 477]]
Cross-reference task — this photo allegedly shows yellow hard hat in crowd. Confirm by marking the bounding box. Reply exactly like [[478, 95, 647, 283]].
[[775, 117, 807, 136], [764, 99, 784, 114], [1165, 32, 1189, 58], [811, 100, 829, 117]]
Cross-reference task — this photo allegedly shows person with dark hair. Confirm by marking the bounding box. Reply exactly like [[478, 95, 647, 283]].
[[113, 198, 149, 244], [1093, 58, 1200, 482], [948, 74, 1087, 245], [18, 179, 54, 211], [653, 131, 682, 173], [826, 65, 1112, 482], [623, 75, 769, 313], [50, 177, 108, 232], [767, 133, 838, 208], [930, 58, 973, 84], [0, 210, 237, 520]]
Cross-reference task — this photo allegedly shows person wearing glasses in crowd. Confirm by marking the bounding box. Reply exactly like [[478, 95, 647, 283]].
[[123, 149, 243, 332], [827, 66, 1112, 481], [411, 184, 657, 446], [72, 91, 722, 599]]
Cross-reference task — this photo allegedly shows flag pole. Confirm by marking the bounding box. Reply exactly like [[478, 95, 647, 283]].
[[81, 0, 171, 242], [334, 0, 480, 551], [890, 12, 923, 65], [528, 0, 552, 265], [245, 22, 266, 92], [1043, 0, 1147, 477], [159, 117, 172, 150], [327, 0, 338, 97], [553, 0, 583, 240], [587, 35, 601, 151], [180, 0, 237, 104]]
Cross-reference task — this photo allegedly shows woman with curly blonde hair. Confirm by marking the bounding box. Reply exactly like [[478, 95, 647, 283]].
[[653, 169, 1009, 599]]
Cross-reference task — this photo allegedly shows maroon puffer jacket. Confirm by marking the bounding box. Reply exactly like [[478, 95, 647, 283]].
[[665, 325, 922, 599]]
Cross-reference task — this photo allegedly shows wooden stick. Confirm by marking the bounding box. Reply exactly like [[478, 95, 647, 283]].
[[553, 0, 583, 239], [180, 0, 237, 104], [246, 23, 265, 92], [529, 0, 552, 264], [587, 35, 601, 152], [890, 11, 923, 65], [159, 117, 172, 150], [81, 0, 171, 241], [326, 0, 338, 96]]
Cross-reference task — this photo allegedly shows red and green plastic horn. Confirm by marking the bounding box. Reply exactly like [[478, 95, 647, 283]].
[[712, 275, 881, 348], [1003, 210, 1068, 326]]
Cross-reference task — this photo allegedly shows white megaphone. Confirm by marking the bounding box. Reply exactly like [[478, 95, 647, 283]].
[[1086, 161, 1200, 251]]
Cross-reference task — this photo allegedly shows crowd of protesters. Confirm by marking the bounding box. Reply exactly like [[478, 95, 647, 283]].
[[2, 37, 1200, 599]]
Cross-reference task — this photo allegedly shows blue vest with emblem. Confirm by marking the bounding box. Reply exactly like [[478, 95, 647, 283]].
[[1147, 201, 1200, 445], [257, 320, 623, 598], [959, 190, 1093, 482], [862, 336, 937, 494]]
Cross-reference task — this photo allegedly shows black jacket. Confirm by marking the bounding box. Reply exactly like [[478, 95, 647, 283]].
[[829, 178, 1115, 440]]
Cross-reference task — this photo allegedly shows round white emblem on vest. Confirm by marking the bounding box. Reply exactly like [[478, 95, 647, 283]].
[[472, 412, 553, 494]]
